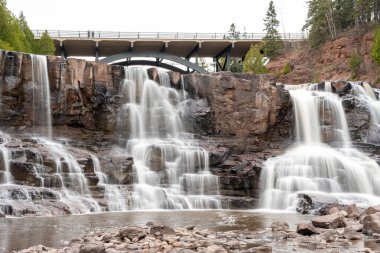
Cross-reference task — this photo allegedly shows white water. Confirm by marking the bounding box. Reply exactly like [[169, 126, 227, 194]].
[[117, 67, 220, 209], [260, 83, 380, 211], [31, 55, 52, 139], [0, 132, 12, 184], [0, 55, 104, 216]]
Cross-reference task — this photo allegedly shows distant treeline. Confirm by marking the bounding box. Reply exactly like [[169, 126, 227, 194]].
[[304, 0, 380, 47], [0, 0, 55, 54]]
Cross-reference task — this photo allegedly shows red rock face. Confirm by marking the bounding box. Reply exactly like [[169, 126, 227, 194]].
[[267, 30, 378, 86]]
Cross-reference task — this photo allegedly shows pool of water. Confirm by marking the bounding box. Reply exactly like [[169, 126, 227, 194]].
[[0, 210, 378, 253]]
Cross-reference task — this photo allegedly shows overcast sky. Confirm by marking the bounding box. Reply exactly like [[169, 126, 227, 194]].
[[7, 0, 308, 34]]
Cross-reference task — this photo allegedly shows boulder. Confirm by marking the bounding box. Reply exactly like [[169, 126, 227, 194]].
[[362, 213, 380, 235], [297, 193, 339, 214], [366, 205, 380, 215], [79, 242, 106, 253], [320, 230, 337, 243], [118, 226, 146, 241], [296, 223, 318, 236], [147, 222, 175, 236], [311, 213, 343, 229], [271, 221, 289, 232], [347, 203, 361, 218], [343, 227, 362, 240]]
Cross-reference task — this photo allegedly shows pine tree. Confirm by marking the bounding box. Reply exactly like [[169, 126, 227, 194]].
[[18, 12, 35, 53], [334, 0, 355, 32], [303, 0, 332, 48], [34, 31, 55, 55], [227, 23, 240, 39], [262, 0, 282, 58], [243, 44, 267, 74]]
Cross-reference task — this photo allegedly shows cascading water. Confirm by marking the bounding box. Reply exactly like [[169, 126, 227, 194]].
[[118, 67, 220, 209], [0, 132, 12, 184], [31, 55, 52, 139], [0, 55, 104, 216], [260, 83, 380, 211]]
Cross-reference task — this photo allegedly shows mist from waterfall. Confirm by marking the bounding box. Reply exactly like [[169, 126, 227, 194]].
[[260, 82, 380, 211]]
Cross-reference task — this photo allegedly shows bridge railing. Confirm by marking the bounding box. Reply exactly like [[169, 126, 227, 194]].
[[32, 30, 307, 41]]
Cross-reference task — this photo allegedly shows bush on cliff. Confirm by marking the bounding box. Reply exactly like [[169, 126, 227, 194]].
[[243, 44, 267, 74], [372, 26, 380, 68], [349, 52, 362, 80]]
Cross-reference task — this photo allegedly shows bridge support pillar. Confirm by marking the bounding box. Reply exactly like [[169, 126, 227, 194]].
[[59, 41, 67, 59], [214, 44, 232, 72], [95, 41, 99, 61]]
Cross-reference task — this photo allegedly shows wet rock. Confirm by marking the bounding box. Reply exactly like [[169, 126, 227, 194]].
[[9, 161, 41, 186], [319, 229, 337, 242], [362, 212, 380, 235], [297, 193, 339, 214], [147, 222, 175, 236], [296, 223, 318, 236], [168, 71, 182, 89], [79, 242, 106, 253], [311, 213, 344, 229], [146, 145, 165, 172], [206, 245, 227, 253], [246, 246, 272, 253], [347, 203, 361, 218], [366, 205, 380, 215], [343, 227, 363, 240], [343, 218, 363, 232], [296, 236, 327, 250], [118, 226, 146, 241], [328, 206, 340, 214], [271, 221, 289, 232]]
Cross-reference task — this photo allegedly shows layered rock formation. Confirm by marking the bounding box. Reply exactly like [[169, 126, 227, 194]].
[[1, 50, 379, 215]]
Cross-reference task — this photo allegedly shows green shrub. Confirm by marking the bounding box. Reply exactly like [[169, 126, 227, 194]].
[[349, 52, 362, 80], [372, 26, 380, 68], [243, 44, 267, 74], [282, 62, 292, 75]]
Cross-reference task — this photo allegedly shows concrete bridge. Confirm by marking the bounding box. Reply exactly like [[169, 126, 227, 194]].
[[34, 30, 306, 73]]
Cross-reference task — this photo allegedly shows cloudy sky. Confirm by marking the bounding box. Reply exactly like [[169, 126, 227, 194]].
[[7, 0, 308, 34]]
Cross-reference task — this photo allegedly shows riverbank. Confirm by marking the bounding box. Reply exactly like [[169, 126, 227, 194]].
[[1, 209, 379, 253]]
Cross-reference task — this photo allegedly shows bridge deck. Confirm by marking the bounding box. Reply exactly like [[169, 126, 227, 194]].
[[34, 30, 306, 59]]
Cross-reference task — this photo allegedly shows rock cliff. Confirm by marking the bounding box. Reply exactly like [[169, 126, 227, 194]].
[[1, 50, 379, 215]]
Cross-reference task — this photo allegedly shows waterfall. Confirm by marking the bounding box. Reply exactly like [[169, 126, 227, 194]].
[[31, 55, 52, 139], [118, 66, 220, 209], [350, 82, 380, 125], [0, 132, 12, 184], [260, 83, 380, 211]]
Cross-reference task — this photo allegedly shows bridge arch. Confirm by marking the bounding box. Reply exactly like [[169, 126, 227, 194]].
[[100, 51, 208, 73]]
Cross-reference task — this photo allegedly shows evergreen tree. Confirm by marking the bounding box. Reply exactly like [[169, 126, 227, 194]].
[[303, 0, 334, 48], [243, 44, 267, 74], [262, 0, 282, 58], [19, 12, 35, 53], [227, 23, 240, 39], [334, 0, 355, 32], [34, 31, 55, 55]]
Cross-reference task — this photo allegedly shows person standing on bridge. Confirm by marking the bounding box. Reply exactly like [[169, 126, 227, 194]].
[[91, 31, 95, 38], [87, 30, 90, 38]]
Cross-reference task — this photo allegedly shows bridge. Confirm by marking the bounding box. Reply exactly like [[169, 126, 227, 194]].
[[33, 30, 307, 73]]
